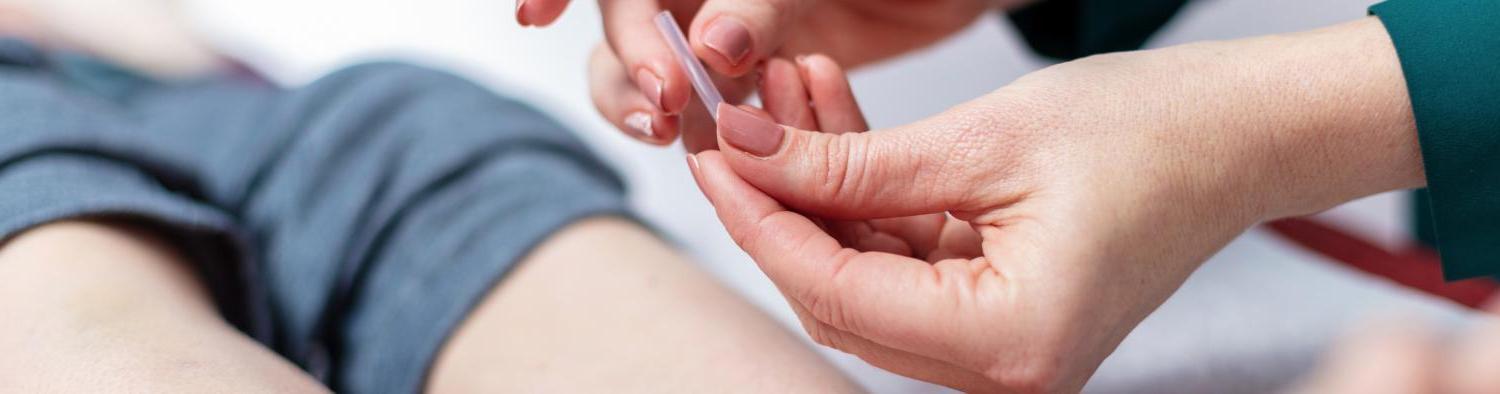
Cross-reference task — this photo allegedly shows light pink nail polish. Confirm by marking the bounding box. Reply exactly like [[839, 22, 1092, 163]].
[[702, 18, 752, 66], [635, 69, 666, 112], [717, 103, 784, 157], [625, 112, 654, 138], [685, 153, 708, 198]]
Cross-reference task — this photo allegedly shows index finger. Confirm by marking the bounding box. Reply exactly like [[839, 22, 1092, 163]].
[[516, 0, 572, 27], [597, 1, 696, 116], [688, 150, 959, 358]]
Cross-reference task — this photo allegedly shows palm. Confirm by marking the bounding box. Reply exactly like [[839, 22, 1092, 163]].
[[818, 214, 984, 262]]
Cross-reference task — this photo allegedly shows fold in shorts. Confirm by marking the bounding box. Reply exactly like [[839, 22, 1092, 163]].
[[0, 39, 631, 393]]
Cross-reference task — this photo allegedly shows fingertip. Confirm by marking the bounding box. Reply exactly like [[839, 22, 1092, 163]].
[[637, 61, 693, 115], [686, 152, 705, 194], [692, 15, 758, 77], [763, 57, 800, 89], [692, 149, 774, 215], [798, 54, 867, 133], [694, 149, 846, 286], [686, 152, 701, 173], [515, 0, 530, 26], [622, 111, 680, 145], [517, 0, 568, 27], [760, 58, 817, 129], [691, 0, 808, 77], [797, 54, 848, 82], [650, 113, 683, 144], [716, 102, 789, 158], [695, 149, 795, 214]]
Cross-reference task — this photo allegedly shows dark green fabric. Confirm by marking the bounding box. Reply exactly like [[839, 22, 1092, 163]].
[[1008, 0, 1191, 60], [1372, 0, 1500, 280], [1412, 188, 1437, 248]]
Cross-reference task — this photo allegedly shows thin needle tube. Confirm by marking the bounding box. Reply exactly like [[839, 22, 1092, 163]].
[[655, 11, 725, 120]]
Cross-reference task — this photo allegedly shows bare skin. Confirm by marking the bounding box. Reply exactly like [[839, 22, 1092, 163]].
[[0, 4, 858, 390], [427, 217, 860, 393], [691, 17, 1419, 392], [0, 218, 859, 392], [0, 221, 328, 393], [536, 0, 1029, 148]]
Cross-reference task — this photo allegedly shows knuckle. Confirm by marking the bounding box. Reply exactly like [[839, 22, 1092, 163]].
[[814, 133, 863, 206], [804, 324, 839, 350], [925, 110, 1004, 207], [800, 248, 864, 334], [733, 212, 777, 255], [931, 87, 1072, 208], [841, 135, 877, 207]]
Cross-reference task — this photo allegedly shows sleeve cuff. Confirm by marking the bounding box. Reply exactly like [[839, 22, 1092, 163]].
[[1372, 0, 1500, 280]]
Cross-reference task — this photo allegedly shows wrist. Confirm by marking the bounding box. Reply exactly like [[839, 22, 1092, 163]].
[[1187, 17, 1423, 220]]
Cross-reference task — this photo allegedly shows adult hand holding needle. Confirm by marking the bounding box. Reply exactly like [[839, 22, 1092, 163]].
[[692, 17, 1421, 392], [520, 0, 1002, 150]]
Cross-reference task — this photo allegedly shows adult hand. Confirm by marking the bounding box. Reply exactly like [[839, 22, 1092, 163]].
[[520, 0, 1011, 149], [690, 17, 1422, 391], [755, 54, 981, 280]]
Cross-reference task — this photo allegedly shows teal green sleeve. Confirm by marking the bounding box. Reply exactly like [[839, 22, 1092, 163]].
[[1007, 0, 1190, 60], [1371, 0, 1500, 280]]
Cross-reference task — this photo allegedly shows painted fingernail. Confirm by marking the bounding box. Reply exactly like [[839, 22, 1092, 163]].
[[703, 18, 752, 66], [717, 103, 783, 157], [625, 112, 654, 138], [635, 69, 666, 112], [685, 154, 708, 197], [515, 0, 530, 26]]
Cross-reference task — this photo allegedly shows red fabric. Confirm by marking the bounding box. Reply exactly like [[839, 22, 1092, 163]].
[[1265, 218, 1499, 309]]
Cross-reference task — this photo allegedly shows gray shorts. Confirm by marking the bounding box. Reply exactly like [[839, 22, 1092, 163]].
[[0, 39, 630, 393]]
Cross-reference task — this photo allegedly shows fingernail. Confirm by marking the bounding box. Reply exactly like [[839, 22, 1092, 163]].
[[717, 103, 783, 157], [703, 18, 752, 66], [625, 112, 654, 138], [685, 154, 708, 198], [515, 0, 530, 26], [635, 69, 666, 112]]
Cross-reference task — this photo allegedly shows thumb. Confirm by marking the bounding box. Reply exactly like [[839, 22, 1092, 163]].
[[715, 103, 1002, 219], [689, 0, 810, 77]]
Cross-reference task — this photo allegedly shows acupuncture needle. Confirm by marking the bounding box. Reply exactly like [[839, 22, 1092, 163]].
[[655, 11, 725, 120]]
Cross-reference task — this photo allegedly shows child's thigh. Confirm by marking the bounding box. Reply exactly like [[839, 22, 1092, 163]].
[[0, 221, 326, 393], [426, 217, 862, 393]]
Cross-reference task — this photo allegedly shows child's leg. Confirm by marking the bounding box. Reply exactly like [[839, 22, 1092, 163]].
[[427, 217, 861, 393], [0, 221, 325, 392]]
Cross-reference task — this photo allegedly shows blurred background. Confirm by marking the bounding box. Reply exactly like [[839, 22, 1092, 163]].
[[18, 0, 1485, 391]]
